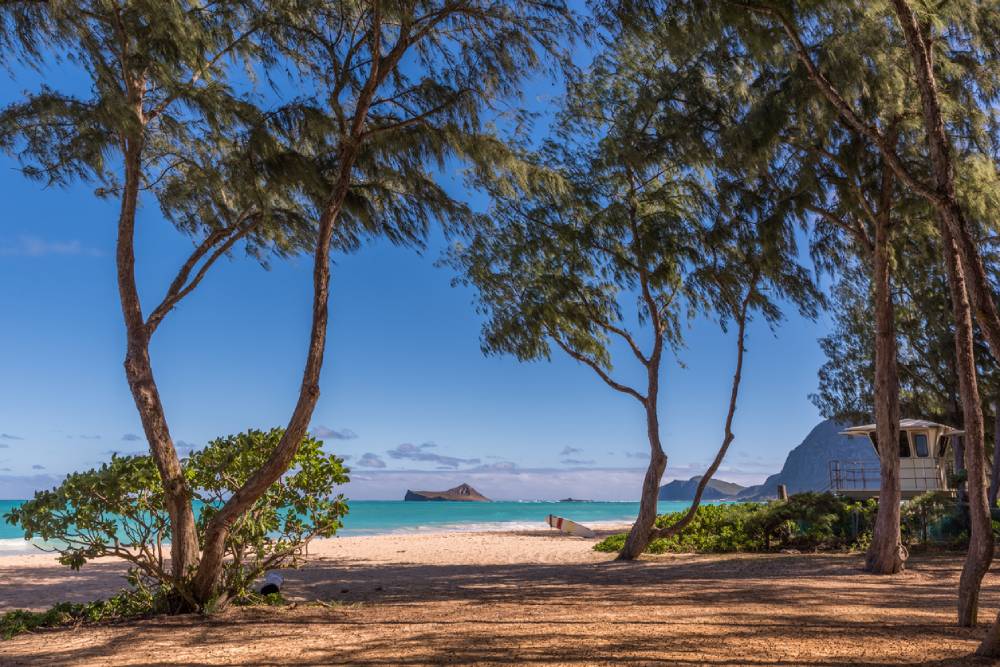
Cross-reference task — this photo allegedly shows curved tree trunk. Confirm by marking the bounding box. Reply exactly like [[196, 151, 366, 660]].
[[116, 141, 201, 587], [190, 188, 342, 603], [189, 133, 366, 602], [618, 401, 666, 561], [190, 10, 414, 604], [942, 223, 992, 628], [866, 188, 903, 574], [889, 0, 1000, 369]]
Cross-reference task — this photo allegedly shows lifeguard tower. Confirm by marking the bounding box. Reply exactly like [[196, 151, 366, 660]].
[[830, 419, 962, 499]]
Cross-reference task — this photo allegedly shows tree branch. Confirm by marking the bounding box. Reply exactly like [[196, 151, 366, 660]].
[[551, 334, 647, 403], [731, 0, 942, 205], [145, 215, 257, 334]]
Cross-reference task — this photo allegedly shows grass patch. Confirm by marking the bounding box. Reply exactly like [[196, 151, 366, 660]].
[[0, 587, 163, 640]]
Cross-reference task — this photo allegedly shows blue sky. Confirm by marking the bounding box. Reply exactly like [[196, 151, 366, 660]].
[[0, 27, 834, 501]]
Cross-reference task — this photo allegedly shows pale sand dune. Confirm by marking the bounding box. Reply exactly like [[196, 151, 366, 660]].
[[1, 528, 999, 665]]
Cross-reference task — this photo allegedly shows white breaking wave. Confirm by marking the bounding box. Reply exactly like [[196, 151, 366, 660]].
[[0, 537, 48, 555], [338, 518, 632, 537]]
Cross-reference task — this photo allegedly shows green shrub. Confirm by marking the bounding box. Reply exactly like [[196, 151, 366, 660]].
[[747, 492, 875, 551], [901, 491, 961, 545], [595, 493, 875, 555], [4, 428, 349, 607]]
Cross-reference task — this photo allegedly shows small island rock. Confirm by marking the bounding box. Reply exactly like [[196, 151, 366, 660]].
[[404, 483, 490, 502]]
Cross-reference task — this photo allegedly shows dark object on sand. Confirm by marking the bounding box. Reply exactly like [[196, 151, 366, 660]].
[[260, 572, 283, 595]]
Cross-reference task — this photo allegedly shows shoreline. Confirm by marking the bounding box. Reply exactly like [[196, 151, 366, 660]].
[[0, 518, 635, 558], [0, 522, 634, 573]]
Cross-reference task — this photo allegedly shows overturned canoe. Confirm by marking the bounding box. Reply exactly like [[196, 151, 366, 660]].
[[546, 514, 596, 538]]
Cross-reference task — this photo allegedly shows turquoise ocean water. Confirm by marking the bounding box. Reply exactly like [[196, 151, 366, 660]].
[[0, 499, 701, 554]]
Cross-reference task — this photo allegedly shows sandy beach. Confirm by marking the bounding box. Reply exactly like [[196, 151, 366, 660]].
[[0, 528, 998, 665]]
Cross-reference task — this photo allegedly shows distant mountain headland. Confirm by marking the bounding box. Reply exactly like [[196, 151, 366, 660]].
[[736, 419, 877, 500], [404, 483, 491, 502], [657, 419, 878, 501], [658, 476, 746, 501]]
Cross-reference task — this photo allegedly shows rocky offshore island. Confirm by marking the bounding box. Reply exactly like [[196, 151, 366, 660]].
[[403, 483, 491, 502]]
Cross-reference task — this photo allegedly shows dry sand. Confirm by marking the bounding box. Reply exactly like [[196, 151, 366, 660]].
[[2, 528, 1000, 665]]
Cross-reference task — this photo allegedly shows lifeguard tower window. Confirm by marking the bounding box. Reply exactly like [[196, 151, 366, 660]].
[[899, 432, 911, 458], [913, 433, 929, 457], [937, 435, 949, 457]]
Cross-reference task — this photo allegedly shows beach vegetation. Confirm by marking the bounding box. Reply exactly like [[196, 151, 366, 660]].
[[5, 429, 348, 610], [595, 494, 876, 555], [595, 491, 1000, 558]]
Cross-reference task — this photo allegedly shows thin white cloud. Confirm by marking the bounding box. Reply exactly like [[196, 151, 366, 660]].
[[121, 433, 143, 442], [386, 442, 478, 469], [0, 473, 65, 496], [0, 236, 103, 257], [357, 452, 387, 468], [312, 426, 359, 440]]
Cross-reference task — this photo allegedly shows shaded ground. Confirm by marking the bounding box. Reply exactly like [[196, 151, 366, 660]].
[[2, 531, 999, 665]]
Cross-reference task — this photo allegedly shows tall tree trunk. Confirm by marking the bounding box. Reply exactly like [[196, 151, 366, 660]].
[[888, 1, 997, 635], [115, 143, 200, 586], [618, 399, 666, 561], [866, 206, 903, 574], [989, 404, 1000, 508], [942, 223, 992, 628], [954, 434, 967, 506]]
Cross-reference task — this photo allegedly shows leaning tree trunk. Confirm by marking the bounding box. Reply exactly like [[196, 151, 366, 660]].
[[115, 141, 201, 586], [866, 208, 904, 574], [648, 283, 753, 544], [189, 140, 361, 603], [618, 401, 667, 561], [942, 223, 993, 628]]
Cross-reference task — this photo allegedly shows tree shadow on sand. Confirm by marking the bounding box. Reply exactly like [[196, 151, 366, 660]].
[[1, 549, 997, 665]]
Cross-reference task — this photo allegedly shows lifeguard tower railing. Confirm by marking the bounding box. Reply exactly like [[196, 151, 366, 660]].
[[829, 459, 954, 497], [829, 460, 880, 493]]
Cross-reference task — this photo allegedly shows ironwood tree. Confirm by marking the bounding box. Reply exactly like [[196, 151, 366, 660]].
[[0, 0, 571, 607], [449, 39, 818, 559]]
